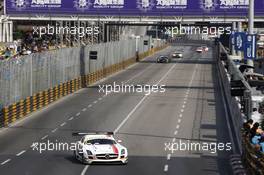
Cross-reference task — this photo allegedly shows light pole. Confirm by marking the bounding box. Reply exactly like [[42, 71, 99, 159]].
[[247, 0, 254, 73]]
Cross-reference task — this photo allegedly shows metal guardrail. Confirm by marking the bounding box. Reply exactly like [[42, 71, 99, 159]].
[[217, 42, 244, 153], [218, 42, 264, 174]]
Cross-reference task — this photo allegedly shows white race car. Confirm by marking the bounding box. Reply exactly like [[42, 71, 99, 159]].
[[73, 132, 128, 165]]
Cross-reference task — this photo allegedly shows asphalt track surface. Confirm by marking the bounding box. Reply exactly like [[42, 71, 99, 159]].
[[0, 44, 234, 175]]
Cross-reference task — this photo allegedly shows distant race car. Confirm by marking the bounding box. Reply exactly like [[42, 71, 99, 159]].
[[196, 47, 203, 53], [202, 46, 209, 52], [171, 52, 183, 58], [73, 132, 128, 165], [157, 55, 171, 63], [196, 46, 209, 53]]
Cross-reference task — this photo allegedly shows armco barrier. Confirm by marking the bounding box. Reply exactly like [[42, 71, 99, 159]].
[[0, 44, 168, 128], [217, 43, 264, 174]]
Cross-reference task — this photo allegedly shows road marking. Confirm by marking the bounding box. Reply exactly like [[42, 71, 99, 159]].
[[114, 96, 146, 134], [93, 101, 97, 104], [174, 130, 178, 135], [182, 105, 185, 108], [41, 135, 48, 140], [172, 138, 176, 142], [181, 109, 184, 113], [176, 125, 180, 129], [81, 165, 90, 175], [68, 117, 74, 121], [184, 97, 187, 101], [76, 112, 81, 116], [164, 165, 169, 172], [82, 108, 87, 112], [88, 104, 92, 108], [1, 159, 11, 165], [98, 98, 102, 101], [60, 122, 66, 127], [16, 150, 26, 156], [52, 128, 58, 133], [103, 94, 107, 97], [114, 64, 176, 134], [178, 119, 181, 123], [179, 114, 183, 118], [183, 101, 187, 104], [167, 154, 171, 160]]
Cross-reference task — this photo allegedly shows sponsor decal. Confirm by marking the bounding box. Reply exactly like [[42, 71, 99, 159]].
[[219, 0, 249, 9], [200, 0, 217, 11], [156, 0, 187, 9], [137, 0, 155, 11]]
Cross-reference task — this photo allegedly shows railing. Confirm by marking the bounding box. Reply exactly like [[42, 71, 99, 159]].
[[218, 42, 264, 174]]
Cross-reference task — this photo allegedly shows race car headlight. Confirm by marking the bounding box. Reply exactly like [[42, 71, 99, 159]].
[[86, 150, 93, 155], [121, 149, 126, 155]]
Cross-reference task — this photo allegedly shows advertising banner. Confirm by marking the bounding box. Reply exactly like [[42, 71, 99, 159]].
[[234, 32, 246, 51], [244, 34, 257, 59], [5, 0, 264, 16]]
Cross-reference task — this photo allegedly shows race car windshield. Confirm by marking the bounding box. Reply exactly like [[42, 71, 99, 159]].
[[86, 139, 116, 145]]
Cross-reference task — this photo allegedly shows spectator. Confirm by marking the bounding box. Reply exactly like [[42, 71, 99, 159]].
[[4, 47, 11, 58], [243, 119, 254, 135], [250, 122, 260, 139], [252, 133, 262, 145], [260, 137, 264, 153]]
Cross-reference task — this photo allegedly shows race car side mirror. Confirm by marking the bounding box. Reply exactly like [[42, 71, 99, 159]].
[[117, 140, 122, 143]]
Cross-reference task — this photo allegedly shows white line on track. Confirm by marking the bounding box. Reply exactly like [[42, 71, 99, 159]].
[[81, 165, 90, 175], [51, 128, 58, 133], [60, 122, 66, 127], [41, 135, 48, 140], [167, 154, 171, 160], [82, 108, 87, 112], [88, 104, 92, 108], [68, 117, 74, 121], [114, 64, 176, 134], [76, 112, 81, 116], [164, 165, 169, 172], [16, 150, 26, 156], [1, 159, 11, 165]]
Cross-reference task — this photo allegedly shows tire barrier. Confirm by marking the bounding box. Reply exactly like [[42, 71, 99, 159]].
[[0, 77, 82, 127], [242, 134, 264, 175], [0, 45, 168, 128]]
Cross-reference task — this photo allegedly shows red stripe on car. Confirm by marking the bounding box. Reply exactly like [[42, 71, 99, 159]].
[[112, 145, 119, 154]]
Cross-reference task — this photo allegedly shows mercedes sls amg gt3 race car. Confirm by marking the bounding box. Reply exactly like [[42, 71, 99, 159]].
[[73, 132, 128, 165]]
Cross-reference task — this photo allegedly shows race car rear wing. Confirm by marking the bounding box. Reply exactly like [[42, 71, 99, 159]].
[[72, 132, 114, 136]]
